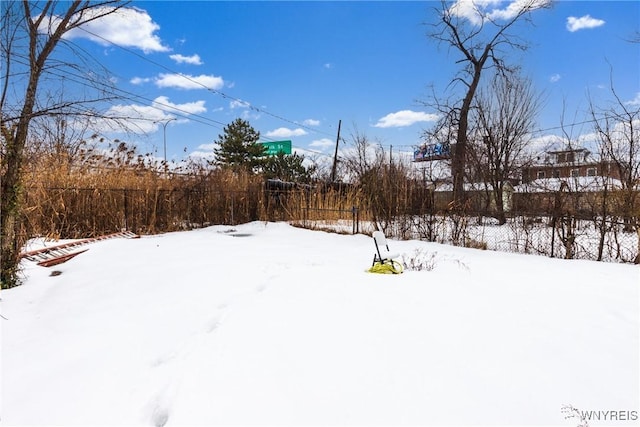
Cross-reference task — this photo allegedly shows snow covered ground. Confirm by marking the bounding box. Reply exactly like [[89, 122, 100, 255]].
[[1, 221, 638, 426]]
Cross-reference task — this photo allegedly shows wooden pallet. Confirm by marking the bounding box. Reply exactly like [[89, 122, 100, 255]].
[[20, 231, 140, 267]]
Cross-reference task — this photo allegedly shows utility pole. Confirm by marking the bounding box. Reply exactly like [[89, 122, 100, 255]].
[[331, 119, 342, 182], [155, 117, 176, 175]]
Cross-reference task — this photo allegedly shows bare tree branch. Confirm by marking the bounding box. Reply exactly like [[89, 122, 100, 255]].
[[425, 0, 552, 207], [1, 0, 132, 288], [468, 72, 543, 223]]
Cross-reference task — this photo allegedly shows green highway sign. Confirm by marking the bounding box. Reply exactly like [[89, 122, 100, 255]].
[[261, 140, 292, 155]]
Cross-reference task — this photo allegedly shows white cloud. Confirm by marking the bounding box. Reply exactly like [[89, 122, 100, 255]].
[[155, 73, 224, 90], [188, 143, 217, 161], [577, 131, 599, 147], [625, 92, 640, 106], [487, 0, 551, 21], [97, 104, 171, 133], [324, 63, 333, 69], [92, 97, 206, 134], [303, 119, 320, 126], [61, 7, 169, 53], [449, 0, 550, 26], [309, 138, 334, 150], [265, 127, 308, 138], [241, 110, 261, 121], [373, 110, 439, 128], [197, 143, 216, 151], [152, 96, 206, 115], [228, 100, 260, 120], [169, 54, 203, 65], [526, 134, 566, 155], [448, 0, 489, 25], [130, 76, 151, 85], [230, 99, 251, 109], [550, 73, 561, 83], [566, 15, 605, 32]]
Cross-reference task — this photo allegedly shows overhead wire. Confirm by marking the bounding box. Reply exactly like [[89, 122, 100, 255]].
[[15, 48, 611, 160], [37, 67, 334, 158], [67, 26, 340, 158], [383, 115, 607, 153], [0, 22, 333, 150], [12, 57, 297, 145], [74, 26, 339, 140], [10, 15, 614, 161], [42, 64, 336, 158]]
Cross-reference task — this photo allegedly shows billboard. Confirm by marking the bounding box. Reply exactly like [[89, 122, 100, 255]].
[[413, 142, 451, 162], [261, 140, 292, 155]]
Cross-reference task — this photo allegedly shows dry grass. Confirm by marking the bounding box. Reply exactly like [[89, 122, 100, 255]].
[[20, 147, 371, 239], [18, 142, 639, 263]]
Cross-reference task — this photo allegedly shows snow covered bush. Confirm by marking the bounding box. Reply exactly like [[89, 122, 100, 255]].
[[401, 248, 438, 271]]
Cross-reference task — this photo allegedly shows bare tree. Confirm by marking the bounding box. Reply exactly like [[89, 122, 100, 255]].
[[589, 76, 640, 263], [468, 72, 543, 224], [341, 130, 413, 235], [1, 1, 130, 288], [427, 0, 551, 208], [341, 131, 387, 229]]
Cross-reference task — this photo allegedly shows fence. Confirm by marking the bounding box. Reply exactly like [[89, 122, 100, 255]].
[[293, 207, 360, 234], [22, 184, 364, 238], [383, 214, 639, 263], [24, 186, 263, 237], [21, 184, 639, 264]]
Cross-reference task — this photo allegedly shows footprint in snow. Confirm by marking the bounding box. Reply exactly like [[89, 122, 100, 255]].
[[255, 273, 279, 294], [148, 391, 171, 427], [206, 316, 222, 333], [152, 406, 169, 427]]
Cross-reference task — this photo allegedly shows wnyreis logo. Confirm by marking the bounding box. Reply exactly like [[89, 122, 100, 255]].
[[562, 405, 639, 426]]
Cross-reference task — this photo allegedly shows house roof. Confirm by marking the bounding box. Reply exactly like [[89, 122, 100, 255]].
[[547, 147, 590, 155], [515, 177, 623, 193]]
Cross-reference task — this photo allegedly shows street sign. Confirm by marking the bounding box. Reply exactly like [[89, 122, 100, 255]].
[[261, 140, 292, 155]]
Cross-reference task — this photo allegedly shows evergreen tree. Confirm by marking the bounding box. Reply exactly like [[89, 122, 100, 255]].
[[213, 119, 265, 172], [262, 152, 316, 183]]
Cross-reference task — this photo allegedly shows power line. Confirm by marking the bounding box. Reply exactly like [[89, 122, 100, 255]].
[[388, 116, 607, 152], [16, 55, 614, 155], [11, 21, 618, 156], [75, 26, 338, 140], [2, 26, 330, 145], [33, 66, 293, 144]]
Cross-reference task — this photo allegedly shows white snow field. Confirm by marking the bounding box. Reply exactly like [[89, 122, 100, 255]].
[[1, 221, 638, 426]]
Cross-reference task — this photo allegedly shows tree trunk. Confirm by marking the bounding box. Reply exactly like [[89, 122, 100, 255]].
[[452, 95, 470, 209], [1, 84, 38, 288], [452, 52, 488, 210], [494, 187, 506, 225], [635, 227, 640, 265], [1, 1, 128, 287], [0, 168, 23, 288]]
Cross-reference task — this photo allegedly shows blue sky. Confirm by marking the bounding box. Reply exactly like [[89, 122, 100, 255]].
[[59, 1, 639, 165]]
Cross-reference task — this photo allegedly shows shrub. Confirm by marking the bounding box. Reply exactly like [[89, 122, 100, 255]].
[[465, 237, 488, 250], [401, 248, 438, 271]]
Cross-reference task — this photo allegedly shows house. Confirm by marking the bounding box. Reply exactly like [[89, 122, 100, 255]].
[[516, 147, 625, 215], [521, 147, 620, 183]]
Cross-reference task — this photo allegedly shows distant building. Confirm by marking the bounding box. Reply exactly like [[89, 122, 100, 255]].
[[521, 147, 620, 184]]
